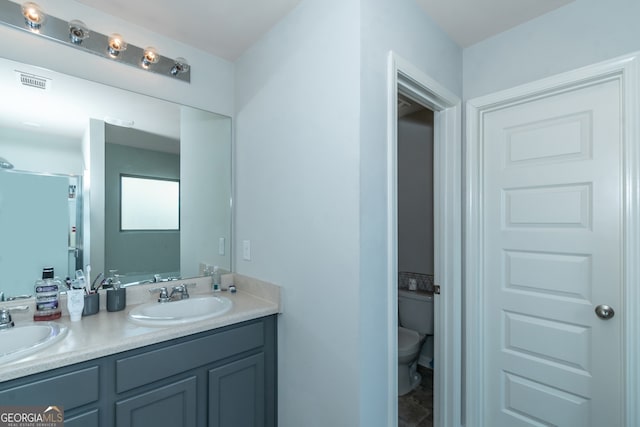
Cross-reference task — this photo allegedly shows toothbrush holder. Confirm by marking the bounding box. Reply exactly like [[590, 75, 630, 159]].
[[83, 292, 100, 316]]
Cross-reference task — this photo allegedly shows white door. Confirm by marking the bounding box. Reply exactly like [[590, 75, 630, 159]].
[[480, 78, 622, 426]]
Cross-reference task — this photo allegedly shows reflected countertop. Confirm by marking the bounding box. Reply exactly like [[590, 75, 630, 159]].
[[0, 274, 281, 383]]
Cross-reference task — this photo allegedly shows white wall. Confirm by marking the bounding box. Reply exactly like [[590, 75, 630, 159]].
[[358, 1, 461, 424], [0, 0, 234, 116], [463, 0, 640, 99], [180, 107, 232, 277], [234, 0, 362, 425], [236, 0, 461, 425], [0, 128, 82, 174]]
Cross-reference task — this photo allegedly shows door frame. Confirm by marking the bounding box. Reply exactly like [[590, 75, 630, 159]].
[[386, 52, 462, 427], [465, 52, 640, 426]]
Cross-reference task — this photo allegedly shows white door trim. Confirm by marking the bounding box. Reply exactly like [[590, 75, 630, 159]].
[[465, 52, 640, 427], [387, 51, 462, 427]]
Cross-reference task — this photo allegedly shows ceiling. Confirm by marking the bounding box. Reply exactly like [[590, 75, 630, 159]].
[[74, 0, 576, 60], [415, 0, 575, 48]]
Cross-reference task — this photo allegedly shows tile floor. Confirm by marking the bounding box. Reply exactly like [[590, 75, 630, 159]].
[[398, 365, 433, 427]]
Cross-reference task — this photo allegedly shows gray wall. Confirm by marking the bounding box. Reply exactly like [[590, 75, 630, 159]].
[[398, 109, 434, 275], [104, 135, 180, 277]]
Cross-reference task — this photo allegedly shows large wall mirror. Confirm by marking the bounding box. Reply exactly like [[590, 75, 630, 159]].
[[0, 56, 232, 298]]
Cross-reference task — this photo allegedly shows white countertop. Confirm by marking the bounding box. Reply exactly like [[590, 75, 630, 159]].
[[0, 274, 281, 383]]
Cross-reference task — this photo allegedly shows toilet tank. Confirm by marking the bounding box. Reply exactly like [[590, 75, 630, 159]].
[[398, 289, 434, 335]]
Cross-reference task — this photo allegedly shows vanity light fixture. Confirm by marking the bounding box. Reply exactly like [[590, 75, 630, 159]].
[[141, 46, 159, 69], [0, 1, 191, 82], [68, 19, 89, 45], [107, 33, 127, 58], [170, 57, 190, 76], [21, 1, 44, 30]]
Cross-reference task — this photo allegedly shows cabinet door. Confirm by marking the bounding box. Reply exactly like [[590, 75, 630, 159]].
[[115, 376, 197, 427], [64, 408, 99, 427], [208, 353, 265, 427]]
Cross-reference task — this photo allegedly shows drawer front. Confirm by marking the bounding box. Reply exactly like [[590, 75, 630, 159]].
[[116, 321, 264, 393], [0, 366, 99, 410]]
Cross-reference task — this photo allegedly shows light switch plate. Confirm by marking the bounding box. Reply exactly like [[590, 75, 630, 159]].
[[243, 240, 251, 261]]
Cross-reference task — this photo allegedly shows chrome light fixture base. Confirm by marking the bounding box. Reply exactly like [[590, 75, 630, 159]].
[[0, 1, 190, 83]]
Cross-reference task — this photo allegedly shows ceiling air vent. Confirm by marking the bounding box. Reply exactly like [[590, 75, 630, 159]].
[[15, 71, 51, 90]]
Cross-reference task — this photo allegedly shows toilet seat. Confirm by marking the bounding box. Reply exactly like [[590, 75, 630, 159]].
[[398, 326, 420, 358]]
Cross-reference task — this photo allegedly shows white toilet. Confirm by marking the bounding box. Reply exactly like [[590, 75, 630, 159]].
[[398, 289, 434, 395]]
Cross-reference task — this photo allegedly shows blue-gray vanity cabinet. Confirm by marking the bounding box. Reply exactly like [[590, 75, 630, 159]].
[[0, 315, 277, 427]]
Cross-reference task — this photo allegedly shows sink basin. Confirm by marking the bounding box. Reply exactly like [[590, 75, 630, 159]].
[[128, 296, 233, 326], [0, 322, 68, 364]]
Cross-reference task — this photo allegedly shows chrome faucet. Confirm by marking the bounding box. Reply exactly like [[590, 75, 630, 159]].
[[149, 283, 195, 303]]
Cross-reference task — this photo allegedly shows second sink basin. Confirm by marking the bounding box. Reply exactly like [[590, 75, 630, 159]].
[[0, 322, 68, 364], [128, 296, 233, 326]]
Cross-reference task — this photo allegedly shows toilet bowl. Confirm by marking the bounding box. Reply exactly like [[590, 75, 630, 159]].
[[398, 289, 433, 396], [398, 326, 423, 395]]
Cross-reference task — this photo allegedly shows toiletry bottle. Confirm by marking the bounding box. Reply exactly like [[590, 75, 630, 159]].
[[33, 267, 62, 321], [66, 282, 85, 322], [212, 266, 221, 292]]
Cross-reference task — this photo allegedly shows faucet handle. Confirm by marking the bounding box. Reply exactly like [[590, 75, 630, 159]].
[[0, 309, 13, 328], [0, 306, 29, 329], [172, 283, 195, 298], [149, 286, 170, 303]]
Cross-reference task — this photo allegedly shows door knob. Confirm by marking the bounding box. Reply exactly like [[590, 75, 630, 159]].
[[595, 304, 615, 320]]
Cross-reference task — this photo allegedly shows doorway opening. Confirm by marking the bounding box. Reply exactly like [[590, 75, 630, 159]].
[[396, 95, 435, 427], [386, 52, 462, 427]]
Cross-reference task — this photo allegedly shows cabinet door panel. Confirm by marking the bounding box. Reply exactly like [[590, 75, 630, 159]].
[[209, 353, 265, 427], [64, 408, 99, 427], [116, 376, 197, 427]]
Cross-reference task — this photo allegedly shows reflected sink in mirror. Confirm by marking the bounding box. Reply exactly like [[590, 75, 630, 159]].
[[128, 296, 233, 327], [0, 322, 68, 364]]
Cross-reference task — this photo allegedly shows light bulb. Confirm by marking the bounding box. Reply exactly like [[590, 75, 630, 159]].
[[21, 2, 45, 30], [141, 47, 159, 69], [170, 57, 190, 76], [107, 33, 127, 57], [69, 20, 89, 45]]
